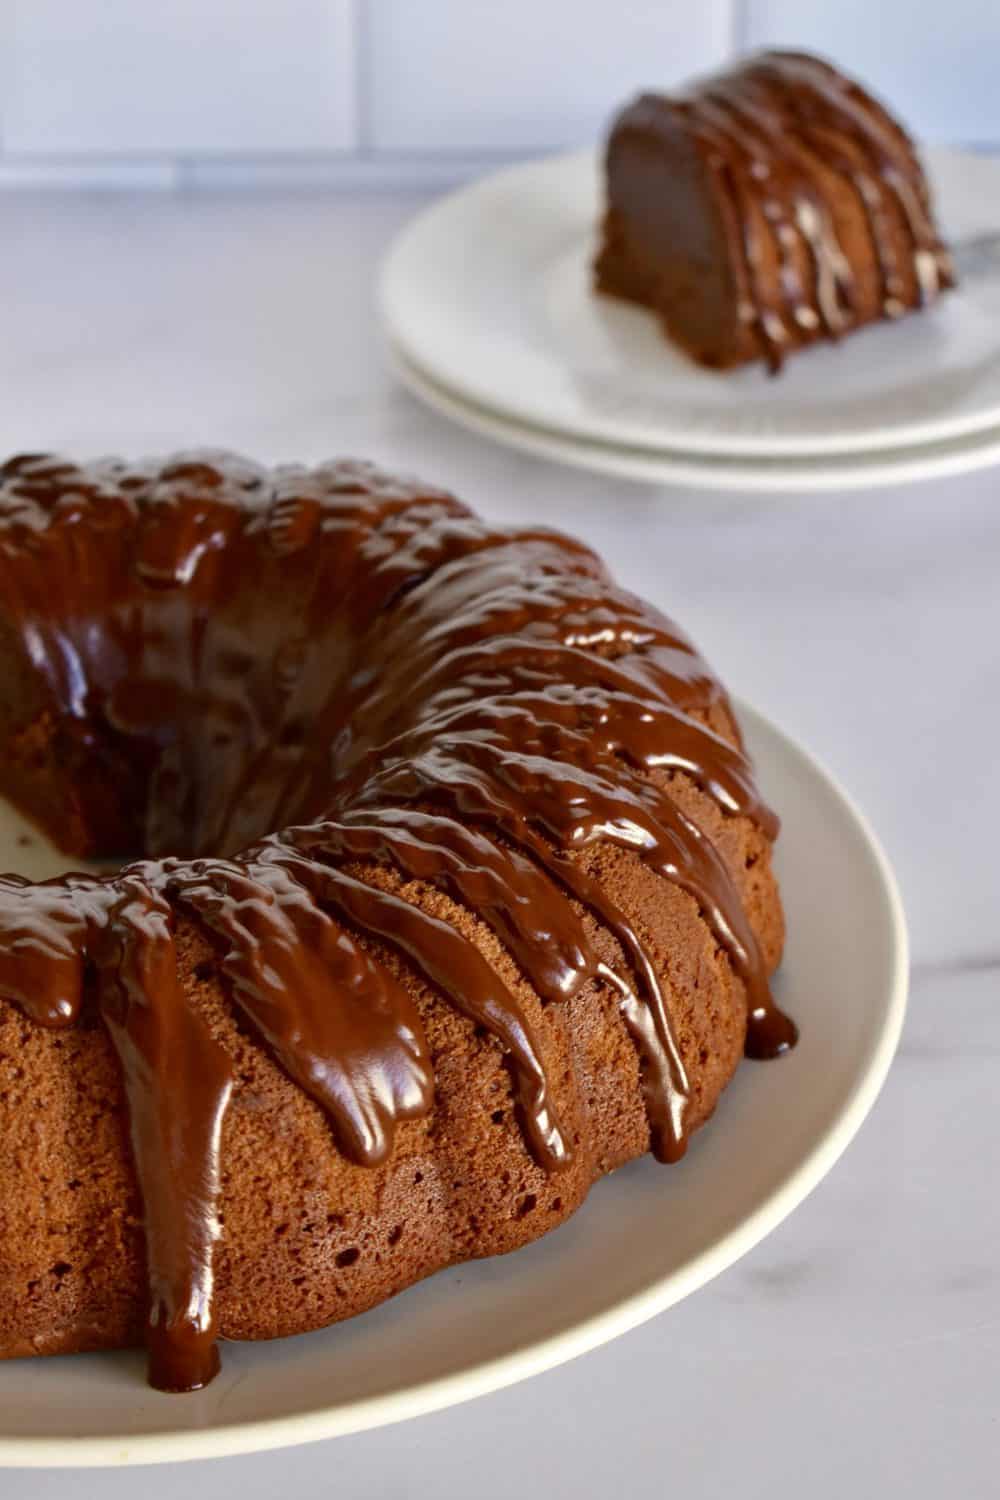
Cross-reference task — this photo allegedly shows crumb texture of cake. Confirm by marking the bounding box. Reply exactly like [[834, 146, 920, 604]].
[[0, 452, 793, 1392], [595, 49, 955, 373]]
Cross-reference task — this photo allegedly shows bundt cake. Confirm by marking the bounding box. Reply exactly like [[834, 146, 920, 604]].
[[0, 452, 794, 1393], [595, 50, 955, 373]]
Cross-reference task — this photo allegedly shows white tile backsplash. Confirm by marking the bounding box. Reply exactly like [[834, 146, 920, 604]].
[[744, 0, 1000, 144], [366, 0, 732, 152], [0, 0, 995, 187], [4, 0, 357, 155]]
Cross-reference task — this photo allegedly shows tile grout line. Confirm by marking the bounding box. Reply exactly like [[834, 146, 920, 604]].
[[730, 0, 750, 54], [353, 0, 373, 158]]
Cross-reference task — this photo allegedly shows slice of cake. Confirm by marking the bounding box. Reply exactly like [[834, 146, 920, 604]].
[[595, 50, 955, 374]]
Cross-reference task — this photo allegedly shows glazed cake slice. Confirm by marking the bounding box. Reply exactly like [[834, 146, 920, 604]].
[[595, 50, 955, 373]]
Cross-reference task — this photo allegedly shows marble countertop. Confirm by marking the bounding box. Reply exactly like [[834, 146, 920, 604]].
[[3, 189, 997, 1498]]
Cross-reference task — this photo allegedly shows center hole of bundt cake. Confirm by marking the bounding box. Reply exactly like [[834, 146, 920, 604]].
[[0, 623, 329, 869], [2, 695, 324, 868]]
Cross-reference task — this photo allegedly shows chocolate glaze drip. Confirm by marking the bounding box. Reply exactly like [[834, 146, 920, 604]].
[[0, 452, 795, 1391], [0, 868, 232, 1390], [631, 50, 954, 371]]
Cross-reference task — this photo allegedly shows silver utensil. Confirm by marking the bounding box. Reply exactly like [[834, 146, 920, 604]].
[[953, 231, 1000, 279]]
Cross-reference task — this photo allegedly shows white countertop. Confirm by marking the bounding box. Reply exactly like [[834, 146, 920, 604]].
[[3, 189, 998, 1498]]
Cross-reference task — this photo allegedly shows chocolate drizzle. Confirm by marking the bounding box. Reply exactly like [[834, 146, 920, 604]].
[[0, 451, 795, 1391], [623, 50, 954, 371]]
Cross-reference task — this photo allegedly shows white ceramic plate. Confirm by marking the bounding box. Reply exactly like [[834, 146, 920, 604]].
[[0, 702, 907, 1467], [381, 146, 1000, 460], [390, 339, 1000, 492]]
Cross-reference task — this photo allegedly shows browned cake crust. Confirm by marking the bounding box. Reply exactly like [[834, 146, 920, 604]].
[[0, 453, 790, 1385], [595, 50, 955, 373], [0, 761, 782, 1359]]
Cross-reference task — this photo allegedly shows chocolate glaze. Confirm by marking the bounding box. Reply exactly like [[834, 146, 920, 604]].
[[613, 50, 954, 371], [0, 451, 795, 1391]]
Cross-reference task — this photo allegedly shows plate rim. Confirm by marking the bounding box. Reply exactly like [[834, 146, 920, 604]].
[[0, 699, 909, 1468], [389, 336, 1000, 493], [380, 144, 1000, 461]]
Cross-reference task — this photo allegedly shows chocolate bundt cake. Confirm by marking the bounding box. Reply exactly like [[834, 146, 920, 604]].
[[595, 50, 955, 373], [0, 452, 794, 1393]]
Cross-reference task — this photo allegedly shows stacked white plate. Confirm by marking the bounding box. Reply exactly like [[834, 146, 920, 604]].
[[382, 146, 1000, 491]]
